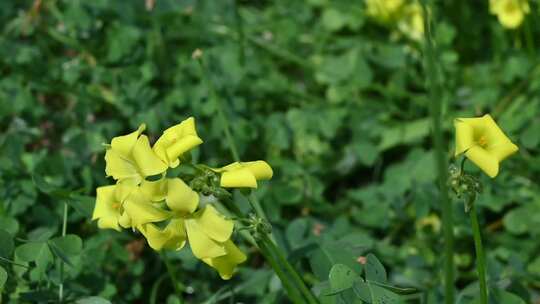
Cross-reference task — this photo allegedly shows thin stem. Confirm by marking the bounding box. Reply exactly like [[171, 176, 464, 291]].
[[260, 234, 318, 304], [58, 202, 68, 303], [0, 256, 30, 268], [257, 237, 305, 304], [247, 194, 268, 222], [161, 252, 182, 296], [422, 2, 455, 303], [469, 204, 488, 304]]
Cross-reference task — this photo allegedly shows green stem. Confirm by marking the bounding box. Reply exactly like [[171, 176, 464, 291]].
[[260, 234, 318, 304], [257, 237, 305, 304], [422, 2, 455, 303], [161, 252, 182, 296], [247, 194, 268, 222], [469, 204, 488, 304], [58, 202, 68, 303]]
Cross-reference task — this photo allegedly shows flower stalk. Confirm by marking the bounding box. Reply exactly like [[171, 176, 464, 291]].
[[421, 2, 455, 302], [58, 202, 68, 303], [469, 203, 488, 304]]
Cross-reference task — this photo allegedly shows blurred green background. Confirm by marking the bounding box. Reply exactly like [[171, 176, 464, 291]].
[[0, 0, 539, 303]]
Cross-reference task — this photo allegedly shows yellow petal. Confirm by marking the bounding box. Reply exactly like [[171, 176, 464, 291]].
[[92, 185, 117, 220], [480, 115, 514, 148], [215, 161, 273, 188], [221, 169, 258, 188], [185, 218, 226, 259], [202, 240, 247, 280], [123, 189, 170, 226], [487, 141, 519, 162], [132, 135, 167, 177], [97, 217, 121, 231], [197, 205, 233, 243], [165, 135, 203, 166], [118, 212, 132, 228], [243, 161, 273, 180], [153, 117, 203, 167], [465, 146, 500, 178], [140, 219, 186, 251], [166, 178, 199, 214], [110, 124, 146, 158], [104, 149, 141, 184], [114, 182, 135, 202], [140, 179, 168, 202], [454, 119, 474, 156]]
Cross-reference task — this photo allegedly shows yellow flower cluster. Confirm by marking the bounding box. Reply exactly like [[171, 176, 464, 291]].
[[490, 0, 530, 29], [365, 0, 424, 41], [92, 117, 273, 279]]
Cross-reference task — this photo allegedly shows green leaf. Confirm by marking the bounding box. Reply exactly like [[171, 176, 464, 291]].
[[503, 202, 540, 235], [286, 218, 309, 249], [328, 264, 359, 293], [0, 216, 19, 235], [309, 241, 363, 281], [0, 265, 7, 290], [365, 254, 387, 283], [32, 173, 71, 199], [15, 241, 53, 273], [75, 296, 112, 304], [378, 119, 431, 151], [50, 234, 83, 256], [492, 289, 526, 304], [353, 281, 401, 304], [48, 234, 83, 267], [0, 229, 14, 258], [369, 281, 420, 296]]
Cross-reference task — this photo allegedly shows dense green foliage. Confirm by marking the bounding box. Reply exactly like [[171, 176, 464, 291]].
[[0, 0, 539, 303]]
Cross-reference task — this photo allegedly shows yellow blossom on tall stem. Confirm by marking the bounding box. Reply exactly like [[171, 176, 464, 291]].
[[490, 0, 530, 29], [454, 114, 518, 178]]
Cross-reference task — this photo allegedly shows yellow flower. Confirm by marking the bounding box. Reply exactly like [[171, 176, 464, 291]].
[[184, 205, 234, 259], [137, 178, 246, 278], [365, 0, 404, 23], [136, 177, 198, 251], [214, 161, 273, 188], [202, 240, 247, 280], [104, 124, 168, 185], [153, 117, 203, 168], [454, 114, 519, 178], [140, 178, 199, 214], [139, 219, 187, 251], [490, 0, 530, 29], [92, 183, 131, 231], [92, 183, 166, 231], [397, 3, 424, 41]]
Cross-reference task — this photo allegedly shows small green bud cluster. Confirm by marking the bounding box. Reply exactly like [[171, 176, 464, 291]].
[[448, 163, 483, 212]]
